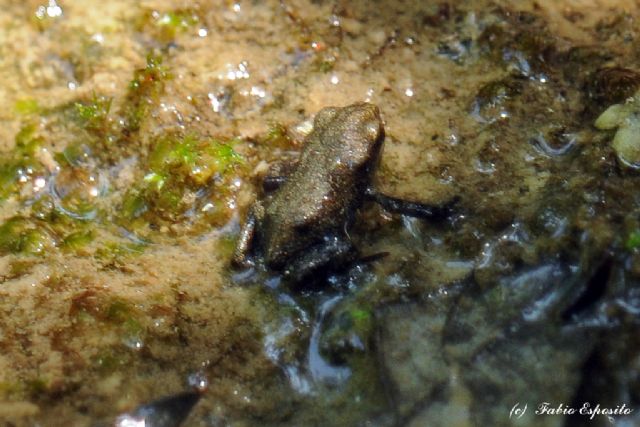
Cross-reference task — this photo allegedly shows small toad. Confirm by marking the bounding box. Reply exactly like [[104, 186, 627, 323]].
[[233, 102, 452, 283]]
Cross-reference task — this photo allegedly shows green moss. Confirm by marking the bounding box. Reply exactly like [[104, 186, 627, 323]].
[[1, 48, 245, 253], [146, 134, 243, 178], [626, 230, 640, 251], [93, 351, 122, 372], [318, 60, 335, 73], [14, 99, 41, 116], [155, 10, 199, 39], [0, 217, 53, 255], [263, 122, 293, 148], [92, 348, 132, 373], [206, 140, 244, 173], [95, 241, 146, 261], [0, 164, 20, 200], [118, 134, 243, 228], [120, 190, 148, 221], [74, 94, 112, 132], [20, 229, 50, 255], [147, 134, 198, 171], [137, 8, 200, 42], [0, 378, 50, 400], [0, 123, 46, 201], [27, 194, 102, 255], [8, 259, 35, 277], [62, 229, 95, 251], [350, 308, 371, 323], [142, 171, 167, 190], [216, 234, 238, 259], [123, 317, 144, 338], [122, 52, 170, 134], [106, 299, 133, 323], [15, 123, 44, 156], [104, 299, 146, 349], [155, 187, 182, 212]]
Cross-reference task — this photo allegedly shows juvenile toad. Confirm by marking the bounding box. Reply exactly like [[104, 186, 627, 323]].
[[233, 103, 384, 282]]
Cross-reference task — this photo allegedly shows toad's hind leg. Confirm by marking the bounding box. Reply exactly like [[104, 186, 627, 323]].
[[368, 190, 459, 221], [283, 236, 356, 285]]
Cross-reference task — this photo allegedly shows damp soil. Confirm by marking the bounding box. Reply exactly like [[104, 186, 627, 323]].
[[1, 1, 640, 426]]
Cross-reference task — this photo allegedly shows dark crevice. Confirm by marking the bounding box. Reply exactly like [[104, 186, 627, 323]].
[[561, 256, 612, 322]]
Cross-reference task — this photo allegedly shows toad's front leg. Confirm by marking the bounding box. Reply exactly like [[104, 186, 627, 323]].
[[232, 201, 265, 267]]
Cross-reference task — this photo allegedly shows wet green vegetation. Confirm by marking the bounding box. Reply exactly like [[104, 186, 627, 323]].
[[137, 8, 201, 43], [0, 49, 249, 261], [118, 133, 244, 233], [0, 124, 46, 201]]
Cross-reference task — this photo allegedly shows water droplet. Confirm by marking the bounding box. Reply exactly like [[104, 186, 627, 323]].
[[123, 336, 144, 351], [187, 371, 209, 392], [91, 33, 104, 44], [250, 86, 266, 98], [35, 0, 63, 19], [473, 158, 496, 174], [115, 415, 146, 427]]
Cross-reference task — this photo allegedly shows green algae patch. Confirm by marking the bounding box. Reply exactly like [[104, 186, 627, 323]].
[[61, 229, 95, 252], [216, 234, 238, 260], [95, 241, 147, 262], [263, 121, 295, 148], [118, 133, 245, 232], [626, 230, 640, 251], [14, 99, 41, 116], [8, 259, 37, 279], [0, 163, 22, 201], [0, 217, 54, 256], [92, 348, 133, 373], [0, 378, 51, 401], [136, 7, 202, 44], [0, 124, 47, 201], [0, 210, 100, 257], [0, 44, 245, 257], [74, 95, 113, 134], [122, 52, 170, 136]]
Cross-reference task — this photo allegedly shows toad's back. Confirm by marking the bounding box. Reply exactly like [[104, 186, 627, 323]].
[[261, 103, 384, 268]]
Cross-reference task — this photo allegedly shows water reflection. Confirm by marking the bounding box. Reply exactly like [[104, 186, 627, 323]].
[[308, 295, 351, 386], [530, 132, 576, 157]]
